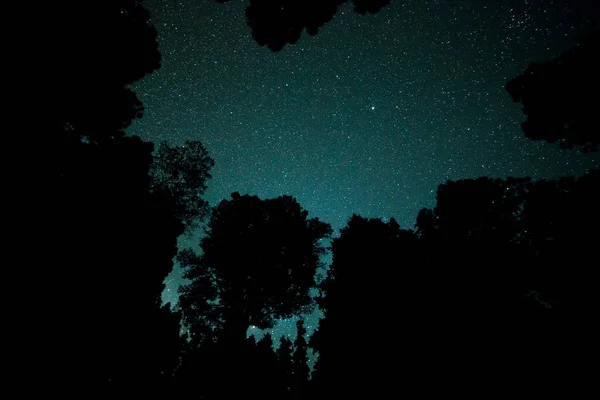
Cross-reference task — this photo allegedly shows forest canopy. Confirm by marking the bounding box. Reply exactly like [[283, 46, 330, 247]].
[[18, 0, 599, 395]]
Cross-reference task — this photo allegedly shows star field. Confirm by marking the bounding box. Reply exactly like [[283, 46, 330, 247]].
[[128, 0, 599, 341]]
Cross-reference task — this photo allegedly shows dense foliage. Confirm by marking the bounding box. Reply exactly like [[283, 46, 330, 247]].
[[17, 0, 598, 396]]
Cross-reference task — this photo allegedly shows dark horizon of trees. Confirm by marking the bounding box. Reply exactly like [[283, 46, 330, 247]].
[[311, 169, 600, 396], [15, 0, 599, 395]]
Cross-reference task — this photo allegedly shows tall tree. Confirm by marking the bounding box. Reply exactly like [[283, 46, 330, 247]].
[[15, 0, 208, 388], [179, 193, 332, 347], [311, 215, 418, 396]]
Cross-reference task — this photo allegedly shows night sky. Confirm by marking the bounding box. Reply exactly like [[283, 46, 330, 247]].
[[128, 0, 599, 344]]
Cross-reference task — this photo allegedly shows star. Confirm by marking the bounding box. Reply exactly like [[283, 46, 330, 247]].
[[132, 0, 599, 366]]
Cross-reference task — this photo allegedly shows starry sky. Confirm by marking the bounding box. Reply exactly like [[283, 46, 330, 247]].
[[128, 0, 599, 342]]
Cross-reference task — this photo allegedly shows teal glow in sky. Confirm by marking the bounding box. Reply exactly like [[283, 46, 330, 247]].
[[128, 0, 599, 339]]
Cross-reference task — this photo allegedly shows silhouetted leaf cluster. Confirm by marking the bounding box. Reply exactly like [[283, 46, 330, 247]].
[[310, 169, 600, 396], [150, 140, 215, 233], [225, 0, 390, 51], [19, 0, 209, 390], [179, 193, 332, 347], [507, 29, 600, 151], [44, 1, 161, 144]]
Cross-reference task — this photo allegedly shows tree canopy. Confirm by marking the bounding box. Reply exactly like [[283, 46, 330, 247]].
[[179, 193, 332, 346], [18, 0, 204, 388], [217, 0, 390, 51], [506, 29, 600, 151], [15, 0, 600, 394], [149, 140, 215, 233], [310, 170, 600, 395], [310, 215, 419, 396]]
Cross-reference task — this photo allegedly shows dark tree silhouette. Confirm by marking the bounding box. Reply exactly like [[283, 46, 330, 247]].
[[414, 176, 540, 391], [272, 322, 311, 397], [416, 175, 532, 279], [247, 333, 283, 397], [41, 127, 190, 387], [413, 170, 600, 393], [520, 170, 600, 327], [15, 0, 211, 389], [311, 215, 419, 396], [245, 0, 345, 52], [41, 1, 161, 146], [216, 0, 390, 51], [290, 320, 311, 398], [415, 172, 600, 311], [176, 332, 291, 398], [179, 193, 332, 347], [276, 336, 295, 394], [507, 29, 600, 151], [353, 0, 391, 15], [312, 171, 599, 395], [149, 140, 215, 233], [17, 0, 599, 393]]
